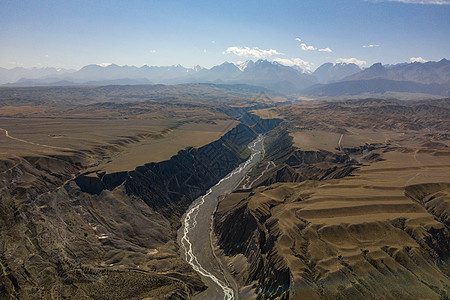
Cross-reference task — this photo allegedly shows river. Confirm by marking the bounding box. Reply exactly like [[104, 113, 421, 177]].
[[178, 135, 264, 300]]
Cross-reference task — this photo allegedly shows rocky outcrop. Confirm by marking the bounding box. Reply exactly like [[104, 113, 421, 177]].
[[405, 183, 450, 265], [245, 126, 358, 188], [214, 190, 291, 299], [75, 123, 257, 221], [103, 171, 128, 191], [0, 152, 207, 299], [75, 174, 105, 195], [125, 123, 258, 221], [405, 183, 450, 227]]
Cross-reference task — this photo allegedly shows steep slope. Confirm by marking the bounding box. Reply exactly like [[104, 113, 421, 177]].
[[213, 100, 450, 299], [75, 123, 259, 225], [0, 150, 206, 299], [215, 179, 449, 299]]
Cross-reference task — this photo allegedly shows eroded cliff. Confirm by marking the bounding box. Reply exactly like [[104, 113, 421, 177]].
[[0, 115, 281, 299]]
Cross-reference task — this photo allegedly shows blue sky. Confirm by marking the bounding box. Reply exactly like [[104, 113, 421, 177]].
[[0, 0, 448, 71]]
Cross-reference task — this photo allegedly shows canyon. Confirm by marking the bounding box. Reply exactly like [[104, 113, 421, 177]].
[[0, 84, 448, 299]]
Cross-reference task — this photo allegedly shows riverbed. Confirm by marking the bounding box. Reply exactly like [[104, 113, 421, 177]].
[[178, 135, 264, 300]]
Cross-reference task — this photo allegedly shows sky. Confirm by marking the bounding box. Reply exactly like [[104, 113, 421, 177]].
[[0, 0, 449, 71]]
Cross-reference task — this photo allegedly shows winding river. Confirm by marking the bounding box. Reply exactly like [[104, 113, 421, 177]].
[[179, 135, 264, 300]]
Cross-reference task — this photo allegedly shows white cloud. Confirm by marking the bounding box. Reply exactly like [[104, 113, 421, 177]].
[[410, 56, 428, 63], [367, 0, 449, 4], [273, 57, 314, 72], [223, 46, 281, 59], [362, 44, 379, 48], [296, 38, 331, 52], [300, 43, 316, 51], [336, 58, 367, 67], [150, 50, 157, 53]]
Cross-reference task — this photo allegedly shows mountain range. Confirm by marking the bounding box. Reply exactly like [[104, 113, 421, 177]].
[[1, 59, 449, 98]]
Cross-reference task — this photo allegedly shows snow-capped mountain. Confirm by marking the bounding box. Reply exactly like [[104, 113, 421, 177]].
[[312, 62, 361, 83], [2, 59, 448, 97]]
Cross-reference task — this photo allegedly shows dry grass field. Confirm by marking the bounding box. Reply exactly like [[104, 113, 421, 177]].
[[0, 102, 238, 174], [87, 119, 239, 173]]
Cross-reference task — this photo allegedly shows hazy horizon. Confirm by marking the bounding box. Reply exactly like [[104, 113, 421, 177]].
[[1, 0, 449, 71], [1, 57, 448, 75]]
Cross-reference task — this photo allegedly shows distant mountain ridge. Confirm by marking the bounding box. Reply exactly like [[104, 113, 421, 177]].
[[2, 60, 317, 94], [343, 59, 449, 84], [303, 78, 449, 97], [304, 59, 450, 98], [312, 62, 361, 83], [1, 59, 449, 98], [0, 66, 75, 85]]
